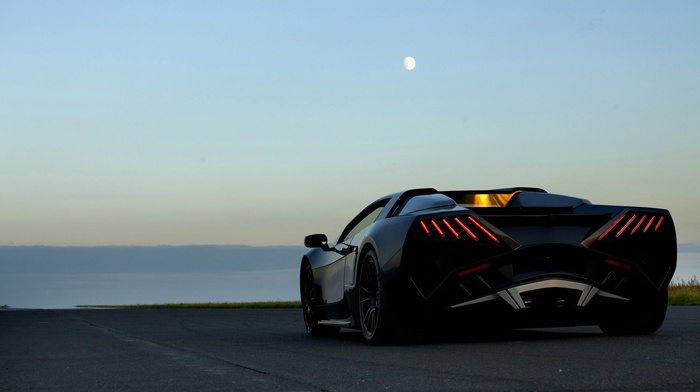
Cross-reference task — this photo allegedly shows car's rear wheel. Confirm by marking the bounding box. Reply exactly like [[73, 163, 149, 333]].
[[358, 249, 393, 344], [599, 288, 668, 335], [300, 262, 339, 337]]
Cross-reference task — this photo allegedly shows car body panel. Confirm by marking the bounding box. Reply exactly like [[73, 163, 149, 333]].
[[300, 188, 676, 340]]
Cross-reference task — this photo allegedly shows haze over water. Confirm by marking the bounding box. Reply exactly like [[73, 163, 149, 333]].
[[0, 246, 304, 308], [1, 245, 697, 309]]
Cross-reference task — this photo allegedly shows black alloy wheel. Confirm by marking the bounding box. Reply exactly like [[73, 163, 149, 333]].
[[300, 263, 339, 337], [358, 249, 391, 344]]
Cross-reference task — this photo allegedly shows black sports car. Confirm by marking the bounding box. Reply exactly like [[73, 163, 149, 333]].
[[300, 188, 676, 344]]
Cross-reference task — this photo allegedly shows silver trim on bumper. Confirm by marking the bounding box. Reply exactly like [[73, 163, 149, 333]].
[[451, 278, 628, 310]]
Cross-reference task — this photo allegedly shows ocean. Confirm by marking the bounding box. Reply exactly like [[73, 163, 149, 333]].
[[1, 245, 698, 309], [0, 246, 304, 308]]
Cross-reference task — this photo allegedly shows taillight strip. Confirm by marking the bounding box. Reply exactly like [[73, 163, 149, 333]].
[[431, 220, 445, 237], [468, 216, 499, 243], [598, 214, 626, 240], [442, 219, 460, 239], [644, 216, 656, 233], [616, 214, 637, 237], [655, 216, 664, 230], [420, 221, 430, 235], [597, 213, 666, 239], [458, 263, 491, 277], [631, 215, 646, 234], [454, 217, 478, 240], [605, 259, 631, 270]]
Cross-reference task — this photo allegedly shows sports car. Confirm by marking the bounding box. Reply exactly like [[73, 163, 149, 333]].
[[300, 188, 676, 344]]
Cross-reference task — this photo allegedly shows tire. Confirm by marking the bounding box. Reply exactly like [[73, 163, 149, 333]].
[[358, 249, 394, 344], [599, 288, 668, 335], [300, 263, 339, 337]]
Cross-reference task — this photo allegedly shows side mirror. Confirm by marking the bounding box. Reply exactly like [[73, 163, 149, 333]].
[[304, 234, 328, 249]]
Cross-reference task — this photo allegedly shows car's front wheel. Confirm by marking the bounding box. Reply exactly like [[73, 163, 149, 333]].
[[300, 262, 339, 337], [358, 249, 394, 344]]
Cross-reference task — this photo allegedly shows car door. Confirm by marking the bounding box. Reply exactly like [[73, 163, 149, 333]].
[[337, 199, 389, 293], [313, 198, 389, 305]]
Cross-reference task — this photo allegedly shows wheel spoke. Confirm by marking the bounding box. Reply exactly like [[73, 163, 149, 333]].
[[363, 306, 372, 324], [362, 265, 372, 285], [358, 252, 385, 342], [363, 305, 376, 332]]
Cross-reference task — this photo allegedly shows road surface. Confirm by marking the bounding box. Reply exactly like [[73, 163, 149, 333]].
[[1, 307, 698, 391]]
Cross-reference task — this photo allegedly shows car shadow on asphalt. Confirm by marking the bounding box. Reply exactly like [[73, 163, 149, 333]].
[[326, 325, 605, 346]]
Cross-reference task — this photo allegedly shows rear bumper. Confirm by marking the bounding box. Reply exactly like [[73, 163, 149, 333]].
[[450, 277, 627, 310], [400, 242, 672, 318]]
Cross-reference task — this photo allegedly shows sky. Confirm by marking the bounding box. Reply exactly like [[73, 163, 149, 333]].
[[1, 1, 699, 247]]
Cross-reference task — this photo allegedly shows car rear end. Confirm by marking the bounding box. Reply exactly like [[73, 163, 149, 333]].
[[399, 190, 676, 331]]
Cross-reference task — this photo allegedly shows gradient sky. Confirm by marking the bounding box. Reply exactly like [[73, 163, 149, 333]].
[[2, 1, 699, 247]]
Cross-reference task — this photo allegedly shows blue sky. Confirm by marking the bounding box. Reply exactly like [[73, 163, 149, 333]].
[[1, 1, 699, 247]]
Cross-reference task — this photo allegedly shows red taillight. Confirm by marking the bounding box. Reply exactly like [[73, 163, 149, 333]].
[[442, 219, 460, 239], [655, 216, 664, 230], [605, 259, 631, 270], [431, 220, 445, 237], [458, 263, 490, 277], [599, 213, 666, 240], [468, 216, 499, 243], [616, 214, 637, 237], [644, 216, 656, 233], [631, 215, 646, 234], [598, 214, 626, 240], [419, 216, 499, 243], [454, 217, 478, 240], [420, 221, 430, 235]]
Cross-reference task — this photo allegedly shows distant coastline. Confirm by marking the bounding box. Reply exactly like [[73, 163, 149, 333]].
[[1, 244, 698, 309], [0, 245, 306, 308], [0, 245, 307, 273]]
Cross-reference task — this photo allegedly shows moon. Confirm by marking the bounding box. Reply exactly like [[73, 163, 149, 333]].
[[403, 56, 416, 70]]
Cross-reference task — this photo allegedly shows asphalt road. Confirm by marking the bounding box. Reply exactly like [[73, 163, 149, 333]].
[[1, 307, 698, 391]]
